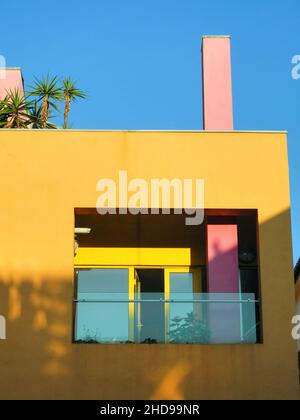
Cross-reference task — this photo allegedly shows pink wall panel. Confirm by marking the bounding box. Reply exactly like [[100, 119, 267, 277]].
[[207, 224, 239, 293], [206, 224, 240, 343], [202, 37, 234, 130], [0, 69, 24, 99]]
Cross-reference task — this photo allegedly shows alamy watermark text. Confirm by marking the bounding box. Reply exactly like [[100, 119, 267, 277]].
[[96, 171, 204, 225]]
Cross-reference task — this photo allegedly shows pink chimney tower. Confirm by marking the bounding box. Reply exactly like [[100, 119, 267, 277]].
[[0, 68, 24, 100], [202, 36, 239, 301], [202, 35, 234, 130]]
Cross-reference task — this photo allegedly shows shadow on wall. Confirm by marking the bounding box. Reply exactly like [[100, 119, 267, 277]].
[[0, 208, 298, 400], [0, 280, 72, 384], [295, 279, 300, 371]]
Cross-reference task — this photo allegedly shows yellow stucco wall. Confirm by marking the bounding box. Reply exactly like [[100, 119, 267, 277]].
[[0, 130, 298, 400]]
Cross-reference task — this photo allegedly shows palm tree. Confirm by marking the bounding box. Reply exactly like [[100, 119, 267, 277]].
[[61, 77, 86, 129], [0, 90, 31, 128], [28, 75, 61, 128], [28, 101, 57, 129]]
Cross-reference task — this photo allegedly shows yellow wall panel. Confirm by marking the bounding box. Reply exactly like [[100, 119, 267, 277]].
[[75, 247, 192, 267], [0, 130, 298, 400]]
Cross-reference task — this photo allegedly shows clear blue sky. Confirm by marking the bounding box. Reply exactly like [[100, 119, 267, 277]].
[[1, 0, 299, 262]]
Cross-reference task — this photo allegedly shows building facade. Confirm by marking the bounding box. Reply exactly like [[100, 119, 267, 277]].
[[0, 36, 299, 400]]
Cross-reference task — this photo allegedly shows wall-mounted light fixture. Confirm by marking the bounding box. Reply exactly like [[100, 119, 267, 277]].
[[75, 228, 91, 234], [239, 249, 256, 265], [74, 227, 91, 256]]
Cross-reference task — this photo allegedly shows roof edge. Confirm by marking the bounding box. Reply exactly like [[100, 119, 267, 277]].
[[0, 67, 22, 70], [202, 35, 231, 39], [0, 129, 288, 134]]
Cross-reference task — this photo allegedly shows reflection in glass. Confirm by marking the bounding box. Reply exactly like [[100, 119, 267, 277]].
[[169, 272, 209, 343]]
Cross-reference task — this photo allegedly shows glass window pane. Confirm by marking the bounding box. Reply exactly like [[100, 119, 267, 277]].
[[170, 272, 193, 295], [75, 302, 129, 343], [75, 268, 129, 343], [77, 268, 128, 300], [169, 273, 204, 343]]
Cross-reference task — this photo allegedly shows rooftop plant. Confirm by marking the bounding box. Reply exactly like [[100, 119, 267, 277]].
[[0, 75, 87, 129]]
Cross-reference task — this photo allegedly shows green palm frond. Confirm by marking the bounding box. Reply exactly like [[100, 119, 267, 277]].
[[61, 77, 87, 101], [27, 74, 62, 101], [0, 89, 32, 128], [26, 74, 62, 128]]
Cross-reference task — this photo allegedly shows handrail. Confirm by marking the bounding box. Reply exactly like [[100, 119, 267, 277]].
[[74, 298, 259, 304]]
